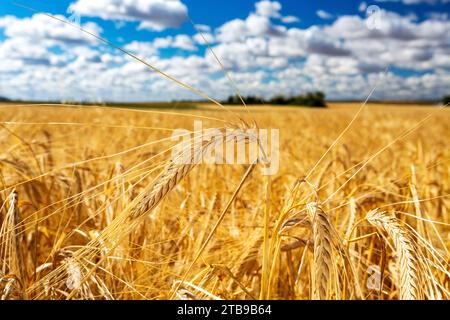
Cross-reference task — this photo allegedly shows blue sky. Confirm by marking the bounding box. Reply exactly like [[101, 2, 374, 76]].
[[0, 0, 449, 101]]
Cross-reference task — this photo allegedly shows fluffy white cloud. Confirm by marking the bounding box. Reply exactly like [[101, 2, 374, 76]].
[[316, 10, 334, 20], [255, 0, 282, 18], [164, 35, 197, 51], [246, 14, 286, 37], [125, 41, 158, 57], [426, 12, 449, 20], [254, 1, 300, 24], [281, 15, 300, 23], [216, 19, 249, 43], [324, 11, 450, 72], [69, 0, 188, 31], [217, 14, 286, 43], [0, 14, 101, 46], [0, 38, 52, 66], [359, 2, 368, 12], [125, 34, 197, 56], [0, 13, 102, 72], [193, 32, 216, 45]]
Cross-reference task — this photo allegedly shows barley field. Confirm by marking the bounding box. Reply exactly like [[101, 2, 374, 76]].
[[0, 102, 449, 300]]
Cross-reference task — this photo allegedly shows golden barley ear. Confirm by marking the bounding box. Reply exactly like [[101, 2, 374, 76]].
[[366, 209, 421, 300], [306, 202, 334, 300], [128, 128, 258, 221], [0, 190, 26, 299]]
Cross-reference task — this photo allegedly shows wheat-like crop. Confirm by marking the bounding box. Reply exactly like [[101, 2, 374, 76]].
[[0, 191, 25, 299], [129, 127, 258, 221], [366, 209, 421, 300], [129, 158, 197, 221], [0, 103, 449, 300], [306, 202, 334, 299]]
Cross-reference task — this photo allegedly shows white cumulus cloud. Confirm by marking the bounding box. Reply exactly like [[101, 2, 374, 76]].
[[69, 0, 188, 31], [255, 0, 282, 18], [316, 10, 334, 20]]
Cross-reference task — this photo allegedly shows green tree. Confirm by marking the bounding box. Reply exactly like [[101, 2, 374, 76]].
[[224, 91, 327, 107], [443, 96, 450, 105], [269, 95, 288, 105]]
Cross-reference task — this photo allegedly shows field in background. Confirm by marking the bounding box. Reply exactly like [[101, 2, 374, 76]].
[[0, 103, 449, 299]]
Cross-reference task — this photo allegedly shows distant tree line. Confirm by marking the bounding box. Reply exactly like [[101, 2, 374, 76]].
[[224, 91, 327, 107], [444, 96, 450, 105]]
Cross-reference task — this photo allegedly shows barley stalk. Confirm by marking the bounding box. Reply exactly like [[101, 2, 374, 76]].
[[366, 209, 421, 300], [129, 129, 257, 220], [306, 202, 333, 300], [1, 277, 17, 300], [129, 158, 197, 220], [0, 191, 25, 299]]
